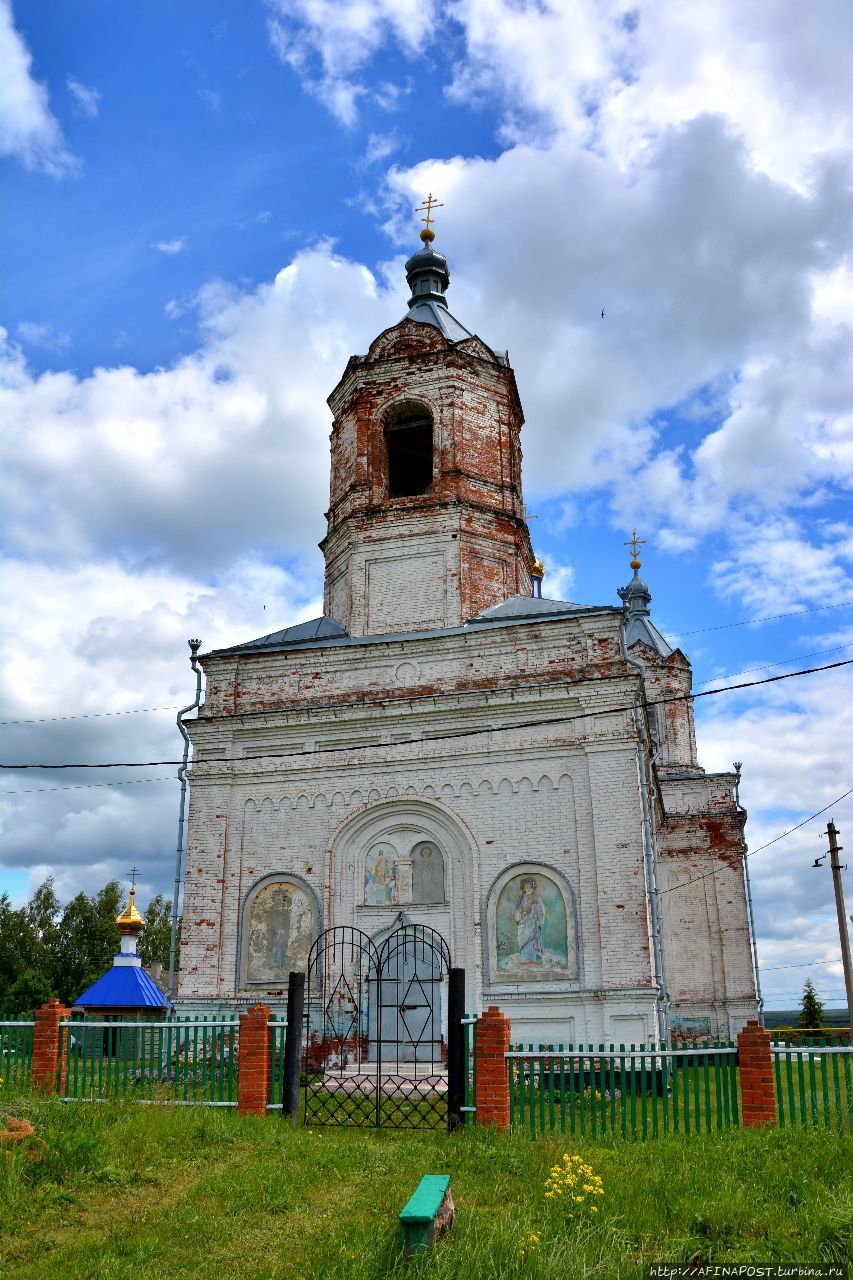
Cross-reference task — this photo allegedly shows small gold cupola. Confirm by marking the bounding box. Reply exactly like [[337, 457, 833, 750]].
[[116, 886, 144, 936], [115, 868, 144, 964], [531, 556, 544, 599]]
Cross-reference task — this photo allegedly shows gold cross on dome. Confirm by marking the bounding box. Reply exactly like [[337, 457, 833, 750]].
[[624, 529, 646, 568], [415, 193, 443, 234]]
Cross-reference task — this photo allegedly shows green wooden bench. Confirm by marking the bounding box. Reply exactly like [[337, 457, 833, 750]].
[[399, 1174, 455, 1257]]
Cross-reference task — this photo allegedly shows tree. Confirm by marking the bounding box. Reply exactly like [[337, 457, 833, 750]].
[[0, 889, 57, 1009], [26, 878, 61, 948], [0, 877, 178, 1009], [139, 894, 179, 972], [5, 968, 54, 1012], [797, 977, 825, 1029], [53, 880, 123, 1005]]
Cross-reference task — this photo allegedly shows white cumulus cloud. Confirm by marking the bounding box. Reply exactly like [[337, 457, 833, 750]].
[[0, 0, 75, 174]]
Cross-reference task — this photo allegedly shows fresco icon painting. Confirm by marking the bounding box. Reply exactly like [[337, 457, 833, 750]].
[[364, 843, 398, 905], [244, 879, 316, 985], [495, 870, 574, 980]]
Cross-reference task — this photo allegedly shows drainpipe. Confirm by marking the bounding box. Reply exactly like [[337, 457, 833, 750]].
[[167, 639, 203, 1001], [734, 762, 764, 1025], [625, 652, 671, 1051]]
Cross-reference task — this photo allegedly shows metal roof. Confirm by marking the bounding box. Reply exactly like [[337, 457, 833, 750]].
[[73, 963, 170, 1008], [401, 236, 487, 346], [623, 614, 674, 658], [468, 594, 587, 623], [206, 597, 621, 660], [406, 297, 475, 343], [224, 616, 347, 654], [618, 570, 674, 658]]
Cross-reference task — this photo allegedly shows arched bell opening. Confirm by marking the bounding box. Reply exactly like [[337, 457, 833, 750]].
[[383, 400, 433, 498]]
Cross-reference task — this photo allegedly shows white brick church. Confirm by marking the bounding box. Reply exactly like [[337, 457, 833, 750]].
[[176, 224, 759, 1046]]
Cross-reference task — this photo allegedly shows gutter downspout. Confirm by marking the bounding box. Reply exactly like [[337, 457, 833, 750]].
[[734, 761, 764, 1025], [167, 639, 203, 1001], [625, 651, 671, 1051]]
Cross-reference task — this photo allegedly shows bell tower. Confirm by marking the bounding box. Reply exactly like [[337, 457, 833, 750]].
[[321, 211, 534, 636]]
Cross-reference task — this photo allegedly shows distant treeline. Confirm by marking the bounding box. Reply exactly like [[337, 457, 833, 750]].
[[763, 1008, 849, 1030], [0, 877, 178, 1011]]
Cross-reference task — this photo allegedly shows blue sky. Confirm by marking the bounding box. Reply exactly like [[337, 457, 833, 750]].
[[2, 0, 852, 1011]]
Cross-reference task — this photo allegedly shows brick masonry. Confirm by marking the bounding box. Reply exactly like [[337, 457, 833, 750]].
[[31, 999, 69, 1094], [237, 1002, 272, 1116], [176, 302, 758, 1049], [737, 1020, 777, 1127], [322, 320, 533, 634], [475, 1005, 511, 1129]]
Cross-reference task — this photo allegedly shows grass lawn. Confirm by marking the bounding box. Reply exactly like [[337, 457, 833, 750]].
[[0, 1092, 850, 1279]]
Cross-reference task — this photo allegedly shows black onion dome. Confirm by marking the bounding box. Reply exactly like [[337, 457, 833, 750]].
[[405, 242, 450, 308]]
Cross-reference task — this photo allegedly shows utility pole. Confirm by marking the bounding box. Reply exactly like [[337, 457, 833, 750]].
[[817, 822, 853, 1046]]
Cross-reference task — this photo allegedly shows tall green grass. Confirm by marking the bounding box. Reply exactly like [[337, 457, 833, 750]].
[[0, 1089, 850, 1279]]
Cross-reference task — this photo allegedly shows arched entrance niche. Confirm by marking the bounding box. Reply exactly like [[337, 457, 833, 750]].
[[329, 797, 478, 993], [362, 916, 451, 1064]]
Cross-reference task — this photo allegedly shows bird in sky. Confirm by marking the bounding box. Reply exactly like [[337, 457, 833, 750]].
[[601, 308, 605, 318]]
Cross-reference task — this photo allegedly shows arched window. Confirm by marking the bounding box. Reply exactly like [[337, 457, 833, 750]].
[[384, 401, 433, 497]]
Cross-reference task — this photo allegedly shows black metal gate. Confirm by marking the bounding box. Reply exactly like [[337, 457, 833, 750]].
[[303, 924, 452, 1128]]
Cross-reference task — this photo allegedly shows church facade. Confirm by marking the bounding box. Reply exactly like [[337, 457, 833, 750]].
[[176, 229, 759, 1046]]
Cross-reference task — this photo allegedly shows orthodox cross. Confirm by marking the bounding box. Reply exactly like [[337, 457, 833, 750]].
[[624, 529, 646, 568], [127, 866, 140, 889], [415, 193, 443, 234]]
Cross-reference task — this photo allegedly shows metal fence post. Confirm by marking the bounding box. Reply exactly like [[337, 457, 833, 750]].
[[281, 971, 305, 1123], [447, 967, 465, 1130]]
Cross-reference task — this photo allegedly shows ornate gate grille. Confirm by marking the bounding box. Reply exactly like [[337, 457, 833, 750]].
[[303, 924, 451, 1128]]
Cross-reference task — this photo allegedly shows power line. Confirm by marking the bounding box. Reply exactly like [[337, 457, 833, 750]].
[[0, 777, 178, 797], [694, 643, 853, 689], [4, 642, 848, 727], [1, 657, 849, 771], [671, 599, 853, 639], [659, 787, 853, 897], [0, 704, 184, 727], [3, 653, 847, 795], [761, 990, 849, 998], [3, 601, 851, 729], [761, 987, 849, 995], [761, 996, 849, 1005], [759, 959, 843, 972]]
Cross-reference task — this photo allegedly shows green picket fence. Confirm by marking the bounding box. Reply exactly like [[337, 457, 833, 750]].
[[462, 1012, 478, 1127], [1, 1015, 35, 1089], [60, 1016, 241, 1106], [772, 1039, 853, 1133], [507, 1043, 739, 1141], [267, 1017, 289, 1110]]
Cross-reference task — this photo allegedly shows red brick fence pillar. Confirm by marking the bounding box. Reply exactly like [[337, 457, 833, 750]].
[[475, 1005, 511, 1130], [238, 1003, 272, 1117], [31, 999, 70, 1094], [737, 1019, 776, 1128]]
